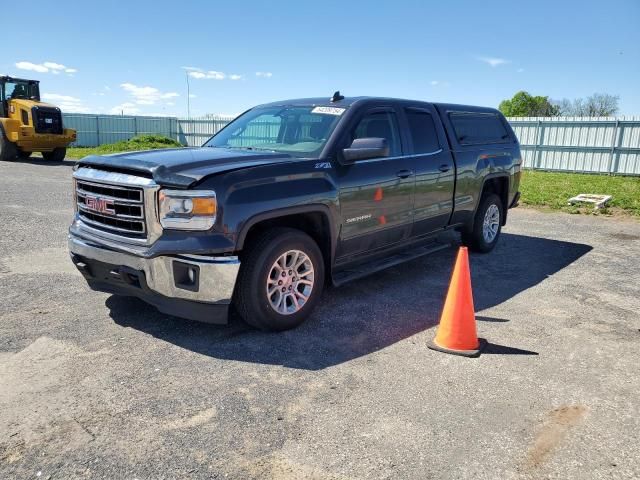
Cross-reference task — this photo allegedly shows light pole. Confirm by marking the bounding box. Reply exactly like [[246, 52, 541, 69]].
[[186, 71, 191, 120]]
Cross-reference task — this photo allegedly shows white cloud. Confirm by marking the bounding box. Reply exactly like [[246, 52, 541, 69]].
[[42, 92, 90, 113], [183, 66, 227, 80], [517, 68, 525, 73], [189, 93, 197, 98], [256, 71, 273, 78], [183, 66, 250, 81], [43, 93, 80, 102], [16, 61, 78, 74], [15, 61, 49, 73], [120, 82, 179, 105], [430, 80, 439, 86], [110, 102, 140, 115], [59, 103, 90, 113], [43, 62, 66, 71], [93, 86, 110, 97], [144, 112, 176, 117], [477, 56, 509, 67], [191, 70, 225, 80]]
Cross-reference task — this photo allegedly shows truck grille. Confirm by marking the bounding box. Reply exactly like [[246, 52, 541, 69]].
[[75, 179, 146, 239], [32, 106, 63, 134]]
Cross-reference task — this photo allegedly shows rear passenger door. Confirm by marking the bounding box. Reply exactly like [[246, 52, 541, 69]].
[[401, 106, 455, 236]]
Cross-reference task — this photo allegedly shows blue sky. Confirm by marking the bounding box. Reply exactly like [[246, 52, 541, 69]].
[[2, 0, 638, 117]]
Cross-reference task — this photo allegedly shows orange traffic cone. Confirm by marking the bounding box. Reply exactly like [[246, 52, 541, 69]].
[[428, 247, 487, 357]]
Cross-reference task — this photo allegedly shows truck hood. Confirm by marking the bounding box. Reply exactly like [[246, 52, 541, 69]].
[[76, 147, 295, 188]]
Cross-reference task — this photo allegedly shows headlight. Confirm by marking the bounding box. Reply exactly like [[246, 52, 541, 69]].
[[158, 189, 217, 230]]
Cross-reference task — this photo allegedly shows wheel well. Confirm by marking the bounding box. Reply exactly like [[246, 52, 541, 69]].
[[481, 176, 509, 224], [240, 212, 333, 277]]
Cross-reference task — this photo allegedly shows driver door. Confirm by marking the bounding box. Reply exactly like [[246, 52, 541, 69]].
[[334, 106, 415, 260]]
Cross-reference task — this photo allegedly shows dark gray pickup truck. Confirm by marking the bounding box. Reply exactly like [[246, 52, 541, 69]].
[[69, 93, 521, 331]]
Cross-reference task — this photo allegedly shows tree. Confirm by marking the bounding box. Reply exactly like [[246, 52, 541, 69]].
[[499, 91, 559, 117], [553, 93, 619, 116]]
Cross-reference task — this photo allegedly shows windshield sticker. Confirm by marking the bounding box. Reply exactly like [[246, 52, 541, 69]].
[[312, 106, 345, 116]]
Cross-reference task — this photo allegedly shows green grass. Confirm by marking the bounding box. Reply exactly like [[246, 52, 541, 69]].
[[67, 134, 182, 159], [520, 170, 640, 217]]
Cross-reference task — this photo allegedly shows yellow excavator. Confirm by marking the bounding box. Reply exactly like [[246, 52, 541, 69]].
[[0, 75, 76, 161]]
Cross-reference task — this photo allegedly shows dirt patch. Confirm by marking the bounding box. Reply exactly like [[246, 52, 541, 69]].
[[0, 247, 78, 277], [0, 337, 93, 464], [164, 407, 217, 430], [237, 452, 349, 480], [525, 405, 588, 469], [609, 232, 640, 241]]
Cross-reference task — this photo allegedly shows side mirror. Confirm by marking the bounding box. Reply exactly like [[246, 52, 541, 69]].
[[342, 137, 389, 163]]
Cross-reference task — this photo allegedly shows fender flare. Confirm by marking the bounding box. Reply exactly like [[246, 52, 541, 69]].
[[475, 173, 510, 224], [236, 204, 338, 264]]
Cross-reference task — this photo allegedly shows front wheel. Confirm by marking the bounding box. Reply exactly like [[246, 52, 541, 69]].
[[234, 228, 325, 331], [42, 147, 66, 162], [0, 128, 17, 161], [462, 193, 504, 253]]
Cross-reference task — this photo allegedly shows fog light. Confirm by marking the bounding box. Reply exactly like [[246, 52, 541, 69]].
[[172, 261, 200, 292]]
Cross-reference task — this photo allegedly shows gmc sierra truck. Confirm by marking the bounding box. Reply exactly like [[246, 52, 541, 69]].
[[69, 93, 521, 331]]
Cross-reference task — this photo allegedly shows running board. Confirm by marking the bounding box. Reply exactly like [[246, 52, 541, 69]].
[[332, 241, 453, 287]]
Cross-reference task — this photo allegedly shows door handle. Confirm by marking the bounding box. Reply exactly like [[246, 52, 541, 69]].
[[438, 164, 451, 173], [396, 169, 413, 178]]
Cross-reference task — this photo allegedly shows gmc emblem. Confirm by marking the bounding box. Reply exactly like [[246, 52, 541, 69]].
[[84, 195, 115, 215]]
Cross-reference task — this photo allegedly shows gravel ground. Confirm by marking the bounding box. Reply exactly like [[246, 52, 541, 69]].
[[1, 157, 639, 479]]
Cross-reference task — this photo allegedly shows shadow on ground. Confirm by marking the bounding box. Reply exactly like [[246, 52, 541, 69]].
[[3, 156, 76, 168], [107, 233, 592, 369]]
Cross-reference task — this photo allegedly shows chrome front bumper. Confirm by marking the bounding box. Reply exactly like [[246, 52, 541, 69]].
[[68, 234, 240, 305]]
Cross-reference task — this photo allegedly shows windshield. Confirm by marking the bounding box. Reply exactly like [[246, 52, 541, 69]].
[[1, 80, 40, 101], [204, 105, 345, 158]]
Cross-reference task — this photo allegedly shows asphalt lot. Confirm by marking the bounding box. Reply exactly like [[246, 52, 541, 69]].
[[1, 157, 639, 480]]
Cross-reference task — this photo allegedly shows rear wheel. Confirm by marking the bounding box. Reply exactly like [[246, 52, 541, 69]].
[[0, 128, 17, 161], [462, 193, 503, 253], [42, 147, 66, 162], [234, 228, 325, 331]]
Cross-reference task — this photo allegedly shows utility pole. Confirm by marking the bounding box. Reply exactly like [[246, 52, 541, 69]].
[[186, 72, 191, 120]]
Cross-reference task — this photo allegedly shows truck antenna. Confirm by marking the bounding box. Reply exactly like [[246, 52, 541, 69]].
[[330, 91, 344, 103]]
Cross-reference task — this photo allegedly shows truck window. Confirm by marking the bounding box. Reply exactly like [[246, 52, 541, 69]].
[[405, 110, 440, 154], [226, 112, 282, 148], [205, 106, 342, 158], [449, 112, 510, 145], [352, 111, 401, 156]]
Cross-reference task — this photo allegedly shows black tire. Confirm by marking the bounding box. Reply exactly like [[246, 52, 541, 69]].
[[42, 147, 66, 162], [462, 193, 504, 253], [17, 149, 31, 159], [234, 228, 325, 331], [0, 127, 18, 161]]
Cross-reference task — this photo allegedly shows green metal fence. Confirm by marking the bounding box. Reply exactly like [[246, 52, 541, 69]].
[[63, 113, 640, 176]]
